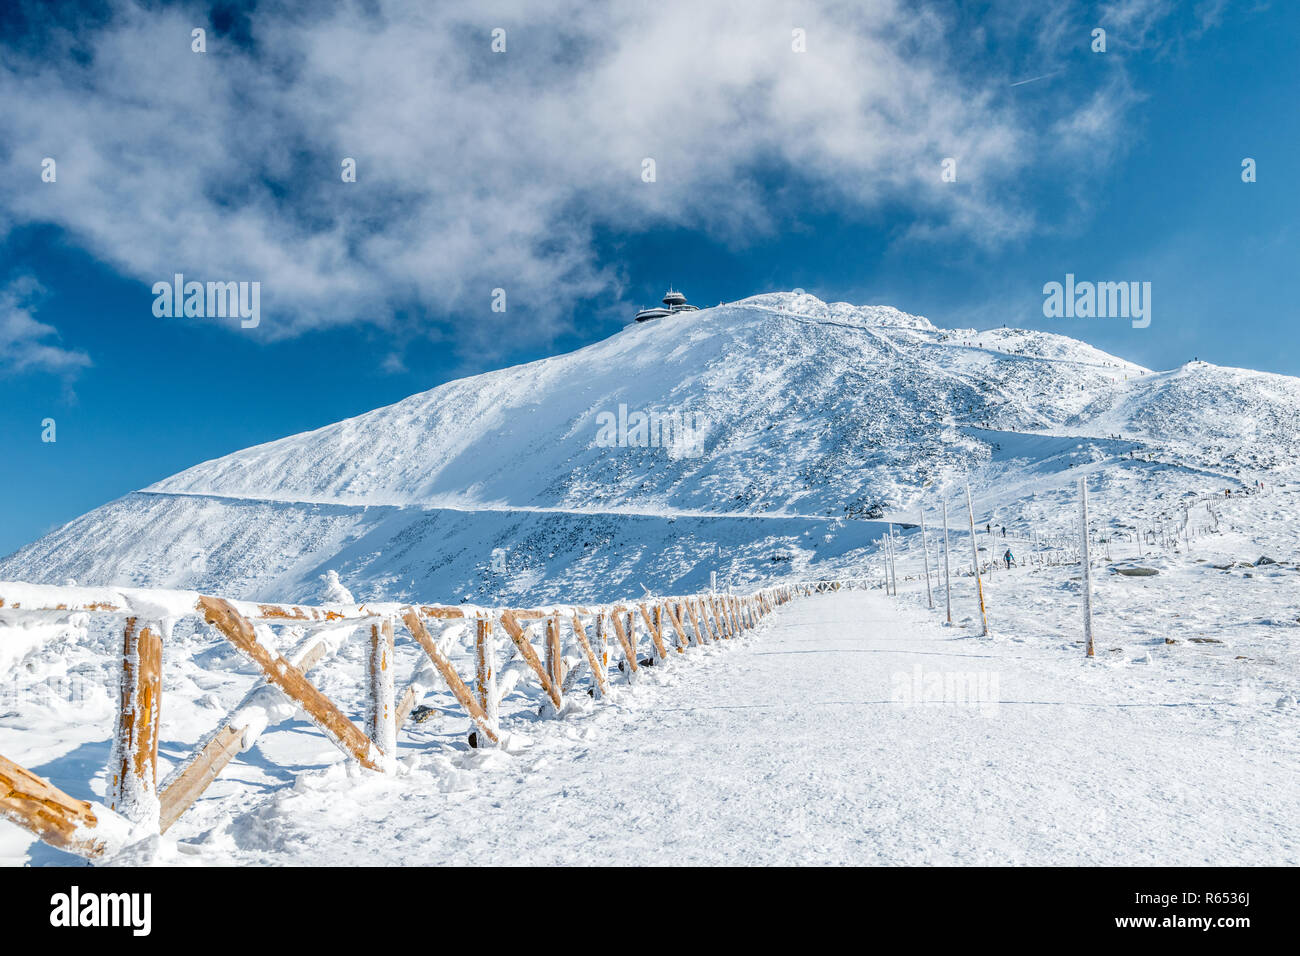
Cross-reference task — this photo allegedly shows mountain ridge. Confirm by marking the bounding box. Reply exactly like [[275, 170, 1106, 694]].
[[2, 291, 1293, 604]]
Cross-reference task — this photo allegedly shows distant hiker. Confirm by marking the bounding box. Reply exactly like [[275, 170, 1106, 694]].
[[1001, 526, 1006, 537], [1003, 548, 1013, 569], [985, 523, 991, 534]]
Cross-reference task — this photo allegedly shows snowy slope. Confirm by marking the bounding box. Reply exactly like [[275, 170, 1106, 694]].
[[1, 291, 1294, 606]]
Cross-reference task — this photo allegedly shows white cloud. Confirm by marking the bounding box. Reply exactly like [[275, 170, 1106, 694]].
[[0, 0, 1186, 354], [0, 277, 91, 377]]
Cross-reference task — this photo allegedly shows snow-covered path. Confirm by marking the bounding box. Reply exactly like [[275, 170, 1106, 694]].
[[182, 589, 1297, 866]]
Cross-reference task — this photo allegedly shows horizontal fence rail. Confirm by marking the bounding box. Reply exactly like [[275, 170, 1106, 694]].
[[0, 578, 840, 859]]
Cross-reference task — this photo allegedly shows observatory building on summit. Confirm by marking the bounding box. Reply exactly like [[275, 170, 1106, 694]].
[[635, 288, 700, 322]]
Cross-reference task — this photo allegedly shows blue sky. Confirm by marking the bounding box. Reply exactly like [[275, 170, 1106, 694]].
[[1, 0, 1295, 557]]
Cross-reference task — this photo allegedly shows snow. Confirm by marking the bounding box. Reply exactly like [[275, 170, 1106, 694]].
[[2, 290, 1298, 864]]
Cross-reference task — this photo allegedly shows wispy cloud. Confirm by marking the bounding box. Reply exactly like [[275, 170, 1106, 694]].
[[0, 0, 1200, 354], [0, 277, 91, 378]]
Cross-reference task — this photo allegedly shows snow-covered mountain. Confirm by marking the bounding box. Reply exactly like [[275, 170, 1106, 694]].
[[3, 291, 1296, 604]]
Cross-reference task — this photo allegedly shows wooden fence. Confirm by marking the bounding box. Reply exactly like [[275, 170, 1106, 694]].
[[0, 578, 820, 860]]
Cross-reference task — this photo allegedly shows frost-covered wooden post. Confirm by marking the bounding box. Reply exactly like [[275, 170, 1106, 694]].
[[920, 512, 934, 610], [546, 613, 564, 701], [965, 484, 989, 636], [367, 615, 397, 765], [1079, 478, 1095, 658], [594, 611, 609, 682], [475, 617, 500, 733], [109, 617, 162, 829], [710, 571, 717, 593], [941, 501, 953, 624]]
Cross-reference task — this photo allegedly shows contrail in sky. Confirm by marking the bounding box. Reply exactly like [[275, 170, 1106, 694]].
[[1010, 69, 1065, 87]]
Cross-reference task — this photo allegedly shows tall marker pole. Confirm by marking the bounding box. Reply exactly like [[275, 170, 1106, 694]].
[[965, 484, 989, 636], [920, 511, 934, 609], [887, 524, 898, 596], [941, 501, 953, 625], [1079, 477, 1095, 658]]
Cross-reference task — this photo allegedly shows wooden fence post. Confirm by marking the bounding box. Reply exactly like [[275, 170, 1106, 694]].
[[546, 613, 564, 694], [626, 610, 638, 666], [367, 615, 397, 766], [109, 618, 162, 829], [593, 611, 610, 690], [475, 617, 500, 729]]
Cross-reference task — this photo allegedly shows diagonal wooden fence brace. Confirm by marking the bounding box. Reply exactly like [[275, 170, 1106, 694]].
[[638, 603, 672, 659], [499, 610, 563, 709], [700, 597, 721, 641], [609, 608, 638, 678], [159, 627, 339, 832], [570, 612, 609, 697], [663, 602, 693, 650], [686, 600, 708, 645], [714, 597, 730, 636], [402, 610, 501, 746], [199, 596, 383, 771], [1, 754, 107, 859]]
